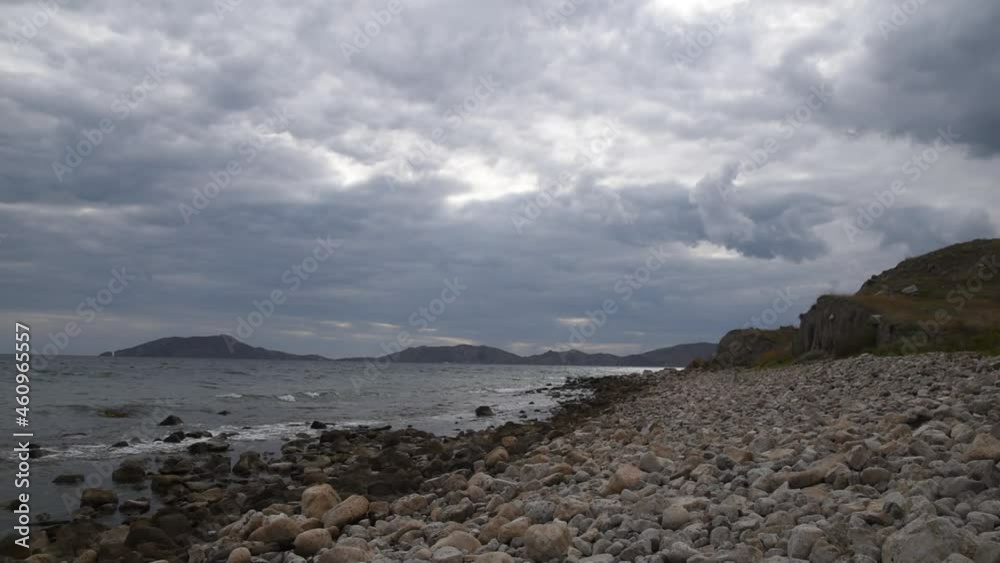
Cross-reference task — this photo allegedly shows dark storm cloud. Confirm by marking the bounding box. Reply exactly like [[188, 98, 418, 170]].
[[0, 0, 997, 357], [827, 0, 1000, 157]]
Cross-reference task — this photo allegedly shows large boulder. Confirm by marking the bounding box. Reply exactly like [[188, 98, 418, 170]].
[[301, 484, 340, 519], [226, 547, 251, 563], [964, 434, 1000, 462], [293, 528, 333, 556], [524, 522, 571, 560], [390, 493, 428, 516], [232, 451, 267, 476], [882, 517, 976, 563], [111, 458, 146, 484], [247, 516, 302, 545], [316, 545, 372, 563], [787, 525, 824, 559], [601, 464, 641, 495], [80, 488, 117, 509], [322, 495, 369, 529], [431, 530, 481, 553]]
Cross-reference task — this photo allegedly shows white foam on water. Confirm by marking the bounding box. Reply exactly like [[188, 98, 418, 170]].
[[494, 386, 532, 393], [338, 419, 389, 427], [215, 393, 243, 399], [35, 421, 321, 462], [277, 394, 296, 402], [302, 391, 321, 398]]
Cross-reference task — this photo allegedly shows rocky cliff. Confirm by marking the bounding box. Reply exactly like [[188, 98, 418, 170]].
[[708, 238, 1000, 366], [796, 295, 886, 357], [712, 327, 798, 367]]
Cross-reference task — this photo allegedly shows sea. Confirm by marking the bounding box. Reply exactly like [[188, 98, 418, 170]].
[[1, 356, 658, 526]]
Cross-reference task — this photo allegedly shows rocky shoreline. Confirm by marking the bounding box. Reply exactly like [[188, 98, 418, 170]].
[[8, 353, 1000, 562]]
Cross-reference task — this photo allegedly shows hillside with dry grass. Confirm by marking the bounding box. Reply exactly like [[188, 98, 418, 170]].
[[705, 239, 1000, 368]]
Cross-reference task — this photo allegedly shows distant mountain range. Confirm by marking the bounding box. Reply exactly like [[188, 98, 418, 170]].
[[101, 335, 715, 367], [338, 343, 716, 367]]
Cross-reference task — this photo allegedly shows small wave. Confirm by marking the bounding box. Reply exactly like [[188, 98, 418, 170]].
[[494, 386, 532, 393], [339, 419, 388, 427], [277, 394, 296, 402], [215, 393, 244, 399], [302, 391, 320, 398]]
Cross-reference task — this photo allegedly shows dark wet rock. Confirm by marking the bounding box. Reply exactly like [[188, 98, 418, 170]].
[[150, 475, 186, 495], [475, 406, 495, 417], [233, 451, 267, 476], [163, 431, 186, 443], [310, 420, 328, 429], [112, 458, 147, 484], [158, 415, 183, 426], [217, 410, 230, 415], [185, 430, 213, 439], [187, 440, 229, 454], [111, 441, 130, 448], [120, 498, 150, 514], [159, 456, 193, 475], [80, 488, 118, 509], [53, 474, 85, 485]]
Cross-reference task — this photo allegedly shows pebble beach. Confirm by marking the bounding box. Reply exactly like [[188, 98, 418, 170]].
[[10, 352, 1000, 563]]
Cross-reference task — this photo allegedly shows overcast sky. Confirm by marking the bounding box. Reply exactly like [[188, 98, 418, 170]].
[[1, 0, 998, 358]]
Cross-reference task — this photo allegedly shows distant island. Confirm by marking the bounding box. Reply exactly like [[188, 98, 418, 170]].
[[100, 335, 328, 361], [101, 336, 715, 367]]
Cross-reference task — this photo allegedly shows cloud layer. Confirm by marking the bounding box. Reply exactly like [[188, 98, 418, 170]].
[[1, 0, 997, 358]]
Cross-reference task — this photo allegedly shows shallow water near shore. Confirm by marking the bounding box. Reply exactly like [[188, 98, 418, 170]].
[[1, 356, 656, 525]]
